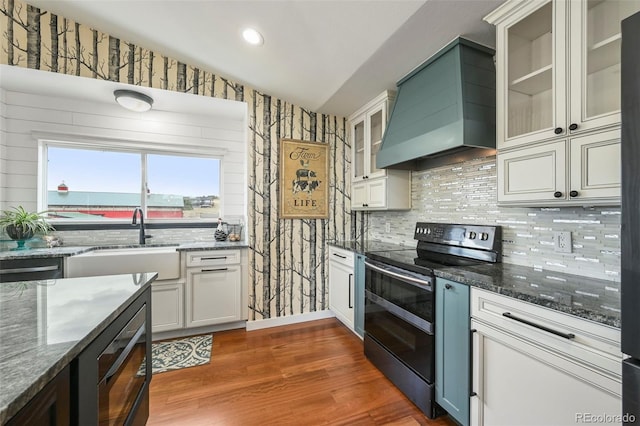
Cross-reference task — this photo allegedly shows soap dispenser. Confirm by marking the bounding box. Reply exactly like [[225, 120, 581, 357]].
[[214, 218, 228, 241]]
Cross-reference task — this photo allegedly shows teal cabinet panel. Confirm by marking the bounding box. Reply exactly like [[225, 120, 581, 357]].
[[354, 254, 365, 338], [435, 277, 470, 426]]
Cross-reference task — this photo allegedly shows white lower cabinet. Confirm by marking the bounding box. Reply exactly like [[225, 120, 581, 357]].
[[185, 250, 243, 328], [150, 249, 246, 337], [186, 266, 242, 327], [470, 288, 622, 426], [151, 281, 184, 333], [329, 246, 355, 331]]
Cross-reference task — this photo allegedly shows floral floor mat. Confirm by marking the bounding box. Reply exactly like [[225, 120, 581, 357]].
[[137, 334, 212, 375]]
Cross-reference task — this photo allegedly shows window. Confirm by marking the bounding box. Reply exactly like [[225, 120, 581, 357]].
[[44, 145, 221, 222]]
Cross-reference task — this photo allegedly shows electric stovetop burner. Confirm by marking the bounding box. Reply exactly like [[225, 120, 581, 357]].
[[365, 222, 502, 274]]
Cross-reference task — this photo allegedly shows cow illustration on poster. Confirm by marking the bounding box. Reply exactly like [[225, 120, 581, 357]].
[[280, 139, 329, 219]]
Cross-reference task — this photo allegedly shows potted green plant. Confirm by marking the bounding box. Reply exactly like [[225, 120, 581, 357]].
[[0, 206, 54, 241]]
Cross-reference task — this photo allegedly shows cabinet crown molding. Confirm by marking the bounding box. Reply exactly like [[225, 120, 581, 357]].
[[484, 0, 548, 25]]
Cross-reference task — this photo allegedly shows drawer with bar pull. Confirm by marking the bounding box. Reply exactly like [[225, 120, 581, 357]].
[[185, 250, 240, 268], [329, 246, 354, 268], [470, 287, 622, 377]]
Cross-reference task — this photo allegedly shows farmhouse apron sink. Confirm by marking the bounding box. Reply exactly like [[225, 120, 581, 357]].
[[66, 246, 180, 280]]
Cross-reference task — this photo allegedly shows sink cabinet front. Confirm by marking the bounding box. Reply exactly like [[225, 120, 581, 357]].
[[185, 250, 243, 328], [151, 281, 184, 333]]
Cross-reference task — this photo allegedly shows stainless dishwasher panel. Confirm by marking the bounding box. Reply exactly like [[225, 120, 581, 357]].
[[0, 257, 64, 282]]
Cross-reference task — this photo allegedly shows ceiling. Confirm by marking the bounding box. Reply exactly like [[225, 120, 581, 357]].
[[25, 0, 505, 118]]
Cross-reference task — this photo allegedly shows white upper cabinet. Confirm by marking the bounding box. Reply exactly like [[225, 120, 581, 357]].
[[497, 128, 620, 204], [351, 91, 394, 182], [485, 0, 636, 206], [349, 91, 411, 211], [499, 1, 564, 147], [486, 0, 639, 150], [570, 0, 640, 132]]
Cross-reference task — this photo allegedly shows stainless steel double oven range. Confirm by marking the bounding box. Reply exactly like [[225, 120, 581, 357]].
[[363, 222, 501, 418]]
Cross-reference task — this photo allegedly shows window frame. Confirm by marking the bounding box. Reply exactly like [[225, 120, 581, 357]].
[[37, 135, 226, 225]]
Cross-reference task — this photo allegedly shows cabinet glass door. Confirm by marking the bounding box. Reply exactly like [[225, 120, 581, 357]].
[[369, 109, 384, 177], [353, 119, 365, 179], [572, 0, 640, 128], [506, 1, 556, 139]]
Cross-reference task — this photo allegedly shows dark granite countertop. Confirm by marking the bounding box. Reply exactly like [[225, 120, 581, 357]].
[[329, 240, 620, 329], [328, 240, 416, 254], [0, 241, 248, 260], [0, 246, 93, 260], [0, 272, 158, 424], [435, 263, 620, 328]]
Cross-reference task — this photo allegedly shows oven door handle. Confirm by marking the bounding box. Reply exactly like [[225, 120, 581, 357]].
[[364, 260, 432, 290], [365, 290, 433, 334], [102, 324, 145, 384]]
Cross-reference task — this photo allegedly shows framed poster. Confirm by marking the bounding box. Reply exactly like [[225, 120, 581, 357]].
[[279, 139, 329, 219]]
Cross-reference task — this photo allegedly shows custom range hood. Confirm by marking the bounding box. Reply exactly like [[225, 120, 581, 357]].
[[377, 37, 496, 170]]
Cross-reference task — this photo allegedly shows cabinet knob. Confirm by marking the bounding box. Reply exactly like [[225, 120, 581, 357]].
[[553, 191, 563, 198], [554, 127, 563, 135], [570, 190, 579, 197], [569, 123, 578, 131], [444, 283, 452, 290], [363, 203, 368, 207]]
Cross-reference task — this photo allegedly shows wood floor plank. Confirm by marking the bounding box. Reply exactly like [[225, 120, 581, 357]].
[[148, 318, 456, 426]]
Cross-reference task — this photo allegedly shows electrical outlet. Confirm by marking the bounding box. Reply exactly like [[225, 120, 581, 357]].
[[385, 222, 391, 233], [554, 231, 572, 253]]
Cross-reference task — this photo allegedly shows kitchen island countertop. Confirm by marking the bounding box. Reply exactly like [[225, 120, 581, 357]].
[[0, 272, 157, 424]]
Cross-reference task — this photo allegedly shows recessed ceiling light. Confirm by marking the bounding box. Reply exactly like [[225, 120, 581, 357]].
[[113, 89, 153, 112], [242, 27, 264, 46]]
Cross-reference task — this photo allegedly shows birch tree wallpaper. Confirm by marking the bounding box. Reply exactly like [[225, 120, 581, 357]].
[[0, 0, 363, 321]]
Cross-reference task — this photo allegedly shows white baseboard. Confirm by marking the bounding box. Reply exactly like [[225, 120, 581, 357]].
[[245, 310, 335, 331], [152, 320, 246, 341]]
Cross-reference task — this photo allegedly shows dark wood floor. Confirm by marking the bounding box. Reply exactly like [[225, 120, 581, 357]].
[[147, 318, 455, 426]]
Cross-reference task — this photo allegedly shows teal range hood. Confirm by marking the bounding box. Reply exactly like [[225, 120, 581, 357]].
[[377, 37, 496, 170]]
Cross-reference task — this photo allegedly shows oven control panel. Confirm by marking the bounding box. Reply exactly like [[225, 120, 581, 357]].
[[414, 222, 501, 252]]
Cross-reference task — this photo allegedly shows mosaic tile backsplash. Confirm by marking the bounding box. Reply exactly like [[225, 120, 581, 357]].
[[53, 227, 221, 247], [368, 155, 621, 282]]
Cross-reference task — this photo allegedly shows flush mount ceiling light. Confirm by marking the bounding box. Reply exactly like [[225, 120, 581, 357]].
[[242, 27, 264, 46], [114, 89, 153, 112]]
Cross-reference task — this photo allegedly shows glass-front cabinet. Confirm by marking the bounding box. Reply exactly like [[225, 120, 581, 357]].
[[348, 91, 411, 211], [485, 0, 633, 206], [505, 1, 561, 143], [350, 93, 392, 182], [570, 0, 640, 132], [489, 0, 640, 150]]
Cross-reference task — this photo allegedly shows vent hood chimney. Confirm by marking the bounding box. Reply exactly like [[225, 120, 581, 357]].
[[377, 37, 496, 170]]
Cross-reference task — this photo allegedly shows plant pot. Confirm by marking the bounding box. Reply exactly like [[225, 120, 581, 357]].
[[5, 224, 35, 241]]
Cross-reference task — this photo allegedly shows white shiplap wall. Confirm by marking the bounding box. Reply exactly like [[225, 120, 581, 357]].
[[0, 88, 247, 217], [0, 89, 7, 207]]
